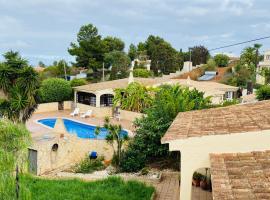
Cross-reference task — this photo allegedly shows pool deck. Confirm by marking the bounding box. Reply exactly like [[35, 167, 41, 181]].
[[27, 110, 136, 141]]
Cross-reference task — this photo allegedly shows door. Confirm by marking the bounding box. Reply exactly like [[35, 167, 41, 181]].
[[28, 149, 37, 175]]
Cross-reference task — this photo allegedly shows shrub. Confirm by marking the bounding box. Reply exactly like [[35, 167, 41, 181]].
[[39, 78, 72, 103], [133, 68, 153, 78], [203, 59, 217, 71], [120, 85, 211, 172], [214, 54, 229, 67], [74, 156, 105, 173], [256, 85, 270, 101], [70, 78, 87, 87]]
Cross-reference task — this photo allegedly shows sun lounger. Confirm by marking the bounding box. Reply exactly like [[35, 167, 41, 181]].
[[70, 108, 80, 116], [80, 110, 92, 118]]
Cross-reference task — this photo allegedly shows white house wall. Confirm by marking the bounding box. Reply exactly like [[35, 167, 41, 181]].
[[166, 129, 270, 200]]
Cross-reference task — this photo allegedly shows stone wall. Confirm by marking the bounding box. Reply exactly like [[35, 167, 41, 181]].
[[32, 133, 116, 175]]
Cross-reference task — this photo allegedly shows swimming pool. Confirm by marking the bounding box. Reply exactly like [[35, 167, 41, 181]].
[[37, 118, 128, 139]]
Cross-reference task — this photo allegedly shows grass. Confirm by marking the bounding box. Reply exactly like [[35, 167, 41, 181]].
[[21, 175, 155, 200]]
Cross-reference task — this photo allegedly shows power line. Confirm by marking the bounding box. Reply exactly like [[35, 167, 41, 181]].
[[209, 35, 270, 51]]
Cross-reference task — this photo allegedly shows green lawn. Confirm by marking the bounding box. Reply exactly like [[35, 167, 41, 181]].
[[21, 175, 155, 200]]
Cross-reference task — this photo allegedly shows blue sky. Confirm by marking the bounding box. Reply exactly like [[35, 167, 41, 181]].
[[0, 0, 269, 65]]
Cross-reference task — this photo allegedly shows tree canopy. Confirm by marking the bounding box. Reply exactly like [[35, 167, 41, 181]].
[[0, 51, 40, 123], [190, 45, 210, 66], [39, 78, 72, 103]]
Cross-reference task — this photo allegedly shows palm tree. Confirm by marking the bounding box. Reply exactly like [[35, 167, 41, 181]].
[[95, 117, 128, 168], [0, 51, 40, 123], [254, 43, 262, 69]]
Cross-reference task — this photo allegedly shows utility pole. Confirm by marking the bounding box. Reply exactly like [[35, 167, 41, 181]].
[[189, 47, 192, 72], [63, 61, 67, 80], [102, 62, 105, 82]]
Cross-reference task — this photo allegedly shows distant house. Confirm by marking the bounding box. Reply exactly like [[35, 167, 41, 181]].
[[68, 71, 87, 81], [131, 55, 151, 71], [34, 66, 45, 72], [256, 50, 270, 84], [162, 100, 270, 200]]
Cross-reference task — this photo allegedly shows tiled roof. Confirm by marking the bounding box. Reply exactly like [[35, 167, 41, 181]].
[[162, 100, 270, 142], [210, 151, 270, 200], [73, 77, 167, 92]]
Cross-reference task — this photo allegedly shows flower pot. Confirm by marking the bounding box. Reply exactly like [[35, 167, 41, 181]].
[[200, 180, 208, 190], [192, 179, 200, 187]]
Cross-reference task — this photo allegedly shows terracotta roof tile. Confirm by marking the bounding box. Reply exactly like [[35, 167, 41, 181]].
[[210, 151, 270, 200], [162, 100, 270, 142]]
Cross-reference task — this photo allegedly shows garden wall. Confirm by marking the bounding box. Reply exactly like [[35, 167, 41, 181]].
[[119, 109, 144, 121], [35, 101, 72, 113], [32, 133, 116, 175]]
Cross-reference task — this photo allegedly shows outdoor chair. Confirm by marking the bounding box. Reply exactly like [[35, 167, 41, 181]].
[[80, 110, 92, 118], [70, 108, 80, 116]]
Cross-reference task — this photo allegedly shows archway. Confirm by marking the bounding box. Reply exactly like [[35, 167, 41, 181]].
[[77, 92, 96, 106], [100, 94, 114, 107]]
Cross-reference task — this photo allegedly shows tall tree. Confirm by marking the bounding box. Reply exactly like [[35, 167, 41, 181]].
[[139, 35, 182, 75], [0, 51, 40, 123], [190, 45, 210, 66], [103, 36, 125, 52], [128, 44, 137, 60], [104, 51, 130, 80], [68, 24, 105, 71]]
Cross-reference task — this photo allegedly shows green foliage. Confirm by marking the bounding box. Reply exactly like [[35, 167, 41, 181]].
[[39, 78, 72, 103], [0, 51, 40, 123], [0, 120, 31, 200], [95, 117, 129, 169], [138, 35, 183, 75], [193, 172, 203, 181], [128, 43, 137, 60], [256, 85, 270, 101], [203, 59, 217, 71], [21, 175, 155, 200], [70, 78, 88, 87], [133, 69, 153, 78], [190, 45, 210, 66], [113, 82, 153, 113], [225, 64, 254, 87], [40, 60, 70, 80], [261, 67, 270, 84], [103, 36, 125, 52], [214, 54, 229, 67], [74, 156, 105, 173], [120, 85, 211, 172], [104, 51, 130, 80]]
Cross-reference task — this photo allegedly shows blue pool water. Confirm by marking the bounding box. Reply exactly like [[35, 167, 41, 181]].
[[37, 118, 128, 139]]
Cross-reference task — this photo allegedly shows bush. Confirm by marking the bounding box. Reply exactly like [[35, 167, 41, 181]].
[[74, 156, 105, 173], [214, 54, 229, 67], [133, 69, 153, 78], [203, 59, 217, 71], [39, 78, 72, 103], [256, 85, 270, 101], [120, 146, 146, 172], [70, 78, 87, 87], [120, 85, 211, 172]]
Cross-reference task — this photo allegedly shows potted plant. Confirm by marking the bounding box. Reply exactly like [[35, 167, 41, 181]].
[[192, 172, 202, 187], [200, 168, 209, 190]]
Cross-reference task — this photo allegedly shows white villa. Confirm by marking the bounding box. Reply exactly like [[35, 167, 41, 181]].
[[162, 100, 270, 200], [256, 50, 270, 84], [73, 76, 239, 114]]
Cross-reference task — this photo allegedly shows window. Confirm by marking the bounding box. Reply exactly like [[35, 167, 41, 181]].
[[77, 92, 96, 106], [225, 91, 233, 100]]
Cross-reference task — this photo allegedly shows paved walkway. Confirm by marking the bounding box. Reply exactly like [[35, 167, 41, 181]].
[[151, 172, 212, 200], [153, 172, 180, 200]]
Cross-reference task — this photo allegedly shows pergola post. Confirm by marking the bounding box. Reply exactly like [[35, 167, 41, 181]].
[[96, 93, 100, 107], [180, 165, 193, 200], [74, 90, 77, 108]]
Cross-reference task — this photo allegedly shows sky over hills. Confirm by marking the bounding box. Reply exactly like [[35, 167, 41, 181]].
[[0, 0, 269, 65]]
